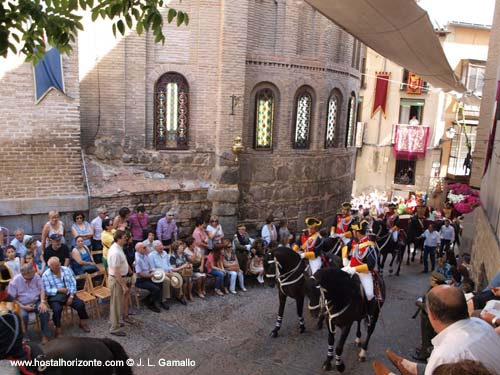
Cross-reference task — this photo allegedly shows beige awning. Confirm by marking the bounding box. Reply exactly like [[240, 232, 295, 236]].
[[305, 0, 466, 92]]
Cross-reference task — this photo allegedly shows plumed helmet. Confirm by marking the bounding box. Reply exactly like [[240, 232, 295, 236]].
[[305, 217, 322, 229]]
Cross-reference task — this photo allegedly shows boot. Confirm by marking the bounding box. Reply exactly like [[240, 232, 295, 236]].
[[366, 299, 377, 325]]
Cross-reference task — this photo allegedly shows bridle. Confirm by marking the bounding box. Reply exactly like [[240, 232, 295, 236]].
[[267, 255, 309, 297]]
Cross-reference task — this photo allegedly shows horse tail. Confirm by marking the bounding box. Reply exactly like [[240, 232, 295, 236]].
[[101, 338, 133, 375]]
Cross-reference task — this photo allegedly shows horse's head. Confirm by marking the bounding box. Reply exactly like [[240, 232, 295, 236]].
[[305, 270, 322, 317]]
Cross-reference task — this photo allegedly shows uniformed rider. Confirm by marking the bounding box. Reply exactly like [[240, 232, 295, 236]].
[[293, 217, 323, 274], [340, 221, 379, 321], [385, 202, 400, 242], [330, 202, 354, 244]]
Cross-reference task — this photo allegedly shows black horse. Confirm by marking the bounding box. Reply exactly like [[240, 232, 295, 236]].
[[372, 219, 406, 276], [308, 268, 385, 372], [406, 215, 425, 264], [264, 246, 310, 337]]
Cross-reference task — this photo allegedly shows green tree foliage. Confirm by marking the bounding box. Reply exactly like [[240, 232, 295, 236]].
[[0, 0, 189, 62]]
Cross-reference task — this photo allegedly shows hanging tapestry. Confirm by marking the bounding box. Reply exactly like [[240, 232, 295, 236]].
[[394, 124, 430, 159]]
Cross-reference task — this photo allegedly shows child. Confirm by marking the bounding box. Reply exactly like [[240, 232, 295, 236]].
[[5, 245, 21, 276], [249, 241, 265, 284], [25, 238, 43, 274], [24, 253, 39, 274]]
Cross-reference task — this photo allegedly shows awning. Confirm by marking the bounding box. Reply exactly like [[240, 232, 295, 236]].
[[305, 0, 466, 92]]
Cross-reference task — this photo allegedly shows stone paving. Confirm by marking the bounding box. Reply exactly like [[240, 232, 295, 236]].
[[44, 260, 429, 375]]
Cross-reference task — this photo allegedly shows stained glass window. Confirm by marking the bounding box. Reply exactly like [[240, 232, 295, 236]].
[[325, 94, 338, 148], [254, 89, 274, 149], [345, 94, 356, 147], [293, 91, 312, 149], [155, 72, 189, 150]]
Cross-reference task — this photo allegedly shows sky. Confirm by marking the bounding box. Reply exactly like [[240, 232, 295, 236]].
[[418, 0, 495, 26]]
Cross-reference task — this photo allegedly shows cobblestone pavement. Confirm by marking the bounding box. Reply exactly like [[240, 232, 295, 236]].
[[56, 259, 429, 375]]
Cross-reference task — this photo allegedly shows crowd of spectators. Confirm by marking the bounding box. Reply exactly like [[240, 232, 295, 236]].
[[0, 206, 288, 340]]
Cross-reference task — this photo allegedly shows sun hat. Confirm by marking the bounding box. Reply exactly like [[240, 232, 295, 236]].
[[151, 269, 166, 283]]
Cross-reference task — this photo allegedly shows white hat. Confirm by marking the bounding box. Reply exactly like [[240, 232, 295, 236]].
[[151, 269, 166, 283], [169, 273, 182, 288]]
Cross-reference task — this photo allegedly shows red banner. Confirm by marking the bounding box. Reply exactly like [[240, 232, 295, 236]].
[[394, 124, 430, 160], [406, 72, 423, 95], [371, 72, 390, 118]]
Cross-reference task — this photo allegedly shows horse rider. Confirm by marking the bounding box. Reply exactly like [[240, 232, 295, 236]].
[[330, 202, 354, 245], [293, 217, 323, 274], [340, 221, 379, 322], [385, 202, 400, 242]]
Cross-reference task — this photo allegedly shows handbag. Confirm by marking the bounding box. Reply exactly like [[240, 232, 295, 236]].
[[181, 267, 193, 277], [48, 292, 68, 304]]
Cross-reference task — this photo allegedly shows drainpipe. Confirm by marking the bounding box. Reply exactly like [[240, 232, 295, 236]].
[[81, 149, 91, 213]]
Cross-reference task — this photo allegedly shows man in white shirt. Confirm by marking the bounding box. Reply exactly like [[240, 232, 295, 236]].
[[439, 219, 455, 257], [420, 224, 440, 273], [90, 207, 107, 251], [375, 285, 500, 375], [107, 230, 132, 336], [10, 229, 32, 259]]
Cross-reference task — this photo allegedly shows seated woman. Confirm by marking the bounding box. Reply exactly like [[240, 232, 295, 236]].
[[71, 236, 99, 275], [222, 239, 246, 294], [206, 243, 229, 296], [170, 241, 192, 303], [184, 237, 206, 298], [248, 239, 265, 284], [70, 212, 94, 248]]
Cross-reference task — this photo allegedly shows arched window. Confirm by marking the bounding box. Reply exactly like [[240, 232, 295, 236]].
[[254, 88, 275, 149], [293, 88, 313, 149], [345, 93, 356, 147], [325, 91, 341, 148], [155, 72, 189, 150]]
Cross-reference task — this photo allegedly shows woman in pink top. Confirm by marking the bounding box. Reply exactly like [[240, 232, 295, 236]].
[[205, 243, 229, 296], [192, 217, 209, 255]]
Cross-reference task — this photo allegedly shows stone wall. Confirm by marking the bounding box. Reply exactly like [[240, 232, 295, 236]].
[[471, 207, 500, 289]]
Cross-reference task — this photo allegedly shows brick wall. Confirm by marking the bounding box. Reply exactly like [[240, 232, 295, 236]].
[[0, 44, 86, 216]]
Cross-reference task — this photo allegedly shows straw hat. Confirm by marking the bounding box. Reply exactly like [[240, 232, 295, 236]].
[[151, 269, 166, 283], [169, 273, 182, 288]]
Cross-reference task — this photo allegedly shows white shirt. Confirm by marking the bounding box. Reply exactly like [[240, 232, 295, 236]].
[[426, 318, 500, 375], [440, 225, 455, 242], [10, 235, 32, 257], [422, 230, 440, 247], [91, 216, 103, 241], [261, 224, 277, 245], [107, 243, 129, 276]]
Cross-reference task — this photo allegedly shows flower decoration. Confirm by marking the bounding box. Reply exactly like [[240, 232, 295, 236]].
[[446, 183, 481, 214]]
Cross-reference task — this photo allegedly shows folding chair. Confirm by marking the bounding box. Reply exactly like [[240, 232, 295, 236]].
[[87, 270, 111, 315], [74, 273, 100, 319]]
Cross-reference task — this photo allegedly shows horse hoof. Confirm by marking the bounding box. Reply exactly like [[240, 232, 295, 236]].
[[355, 338, 362, 347], [336, 362, 346, 372], [395, 272, 400, 276], [406, 261, 410, 266], [358, 356, 366, 363], [389, 268, 393, 274], [270, 330, 278, 338], [299, 325, 306, 334], [316, 322, 323, 330], [322, 361, 332, 371]]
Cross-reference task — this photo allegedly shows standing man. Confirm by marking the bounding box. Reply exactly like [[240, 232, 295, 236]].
[[420, 224, 440, 273], [90, 207, 107, 251], [8, 264, 50, 344], [330, 202, 354, 244], [42, 257, 90, 337], [10, 229, 32, 260], [156, 211, 178, 247], [439, 219, 455, 258], [129, 206, 150, 246], [107, 230, 133, 336], [233, 224, 252, 274]]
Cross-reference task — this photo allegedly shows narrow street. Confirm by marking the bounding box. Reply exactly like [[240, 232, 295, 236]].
[[63, 258, 429, 374]]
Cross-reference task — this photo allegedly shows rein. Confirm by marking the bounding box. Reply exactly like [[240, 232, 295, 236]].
[[377, 232, 392, 250], [273, 256, 308, 297], [319, 286, 351, 333]]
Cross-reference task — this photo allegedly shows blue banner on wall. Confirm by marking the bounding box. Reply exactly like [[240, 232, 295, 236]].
[[33, 48, 66, 104]]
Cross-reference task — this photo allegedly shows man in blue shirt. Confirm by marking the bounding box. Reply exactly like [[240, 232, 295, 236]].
[[135, 242, 163, 312], [42, 257, 90, 337]]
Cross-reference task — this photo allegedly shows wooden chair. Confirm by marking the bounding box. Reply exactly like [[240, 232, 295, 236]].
[[91, 250, 105, 272], [87, 270, 111, 315], [74, 273, 100, 319]]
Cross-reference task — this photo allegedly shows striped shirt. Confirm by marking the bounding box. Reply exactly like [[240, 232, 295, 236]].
[[42, 266, 76, 296]]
